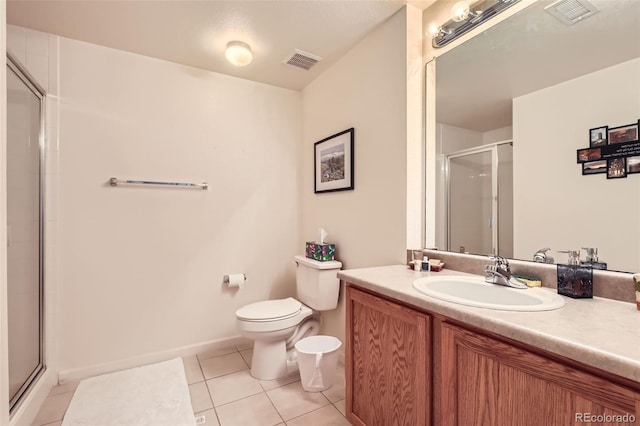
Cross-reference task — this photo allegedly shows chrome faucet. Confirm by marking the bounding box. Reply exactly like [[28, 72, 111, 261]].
[[484, 255, 528, 289], [533, 248, 554, 264]]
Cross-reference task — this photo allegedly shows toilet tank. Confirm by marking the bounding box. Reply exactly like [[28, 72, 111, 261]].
[[294, 255, 342, 311]]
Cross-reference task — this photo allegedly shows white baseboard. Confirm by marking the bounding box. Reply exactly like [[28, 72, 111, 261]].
[[58, 335, 249, 383], [10, 368, 56, 426]]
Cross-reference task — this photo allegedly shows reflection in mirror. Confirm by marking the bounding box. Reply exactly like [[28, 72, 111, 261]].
[[432, 0, 640, 272]]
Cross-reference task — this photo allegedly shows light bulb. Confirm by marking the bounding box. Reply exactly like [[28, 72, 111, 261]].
[[451, 1, 470, 22], [427, 23, 442, 37], [225, 41, 253, 67]]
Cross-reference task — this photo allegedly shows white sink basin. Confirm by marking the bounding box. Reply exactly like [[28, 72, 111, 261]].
[[413, 275, 565, 311]]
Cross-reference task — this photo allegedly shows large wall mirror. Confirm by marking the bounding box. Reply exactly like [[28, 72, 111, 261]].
[[428, 0, 640, 272]]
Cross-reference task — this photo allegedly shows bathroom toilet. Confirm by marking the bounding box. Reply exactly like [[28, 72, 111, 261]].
[[235, 255, 342, 380]]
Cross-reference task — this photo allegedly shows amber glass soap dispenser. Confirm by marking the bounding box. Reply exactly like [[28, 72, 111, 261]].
[[557, 250, 593, 299]]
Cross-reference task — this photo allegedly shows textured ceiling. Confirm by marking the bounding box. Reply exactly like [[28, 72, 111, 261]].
[[7, 0, 419, 91], [436, 0, 640, 132]]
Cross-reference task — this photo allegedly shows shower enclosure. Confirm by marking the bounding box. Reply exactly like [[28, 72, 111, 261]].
[[445, 141, 513, 257], [6, 54, 46, 412]]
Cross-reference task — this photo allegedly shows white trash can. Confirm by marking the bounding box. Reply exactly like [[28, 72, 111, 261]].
[[295, 335, 342, 392]]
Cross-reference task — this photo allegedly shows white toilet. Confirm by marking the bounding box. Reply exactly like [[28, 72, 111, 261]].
[[235, 255, 342, 380]]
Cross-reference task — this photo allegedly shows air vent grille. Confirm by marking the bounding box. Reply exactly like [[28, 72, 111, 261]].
[[283, 50, 322, 71], [545, 0, 599, 25]]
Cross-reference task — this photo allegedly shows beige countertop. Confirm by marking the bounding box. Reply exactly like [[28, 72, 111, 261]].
[[338, 265, 640, 383]]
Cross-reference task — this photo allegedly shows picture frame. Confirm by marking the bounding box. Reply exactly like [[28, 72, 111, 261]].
[[314, 128, 354, 193], [589, 126, 608, 147], [606, 157, 627, 179], [627, 156, 640, 174], [576, 147, 601, 163], [582, 160, 607, 175], [608, 122, 639, 145]]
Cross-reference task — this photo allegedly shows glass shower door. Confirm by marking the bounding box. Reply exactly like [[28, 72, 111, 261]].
[[446, 142, 513, 257], [7, 58, 45, 411], [497, 143, 513, 258], [448, 150, 494, 255]]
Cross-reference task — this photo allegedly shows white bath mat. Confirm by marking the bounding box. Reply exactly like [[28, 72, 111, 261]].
[[62, 358, 195, 426]]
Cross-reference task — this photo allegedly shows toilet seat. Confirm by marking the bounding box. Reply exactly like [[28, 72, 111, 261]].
[[236, 297, 303, 322], [236, 298, 313, 334]]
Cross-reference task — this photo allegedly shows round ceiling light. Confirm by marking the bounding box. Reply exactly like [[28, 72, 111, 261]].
[[225, 41, 253, 67]]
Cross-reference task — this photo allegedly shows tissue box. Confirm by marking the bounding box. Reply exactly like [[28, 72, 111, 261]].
[[305, 242, 336, 261]]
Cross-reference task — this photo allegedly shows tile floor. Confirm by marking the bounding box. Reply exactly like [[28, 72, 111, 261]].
[[32, 343, 349, 426]]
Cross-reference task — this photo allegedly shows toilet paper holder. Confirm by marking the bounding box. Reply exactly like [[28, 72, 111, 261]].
[[223, 274, 247, 284]]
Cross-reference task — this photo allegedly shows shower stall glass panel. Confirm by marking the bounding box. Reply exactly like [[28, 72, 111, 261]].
[[497, 143, 513, 259], [448, 150, 493, 255], [7, 56, 45, 412], [446, 142, 513, 257]]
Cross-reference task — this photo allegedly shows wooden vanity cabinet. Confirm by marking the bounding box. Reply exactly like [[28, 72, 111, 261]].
[[346, 284, 640, 426], [440, 322, 640, 426], [346, 286, 431, 426]]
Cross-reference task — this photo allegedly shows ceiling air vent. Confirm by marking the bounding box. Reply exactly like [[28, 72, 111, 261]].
[[544, 0, 599, 25], [283, 49, 322, 71]]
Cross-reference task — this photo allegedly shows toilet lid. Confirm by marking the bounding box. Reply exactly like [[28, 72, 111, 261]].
[[236, 297, 302, 321]]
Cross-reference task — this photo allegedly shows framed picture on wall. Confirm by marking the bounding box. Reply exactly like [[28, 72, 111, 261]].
[[314, 128, 355, 193], [589, 126, 608, 147], [576, 147, 602, 163], [582, 160, 607, 175], [627, 156, 640, 174], [608, 122, 639, 145], [607, 157, 627, 179]]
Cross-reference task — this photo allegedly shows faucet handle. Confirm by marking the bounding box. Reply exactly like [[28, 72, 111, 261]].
[[533, 247, 554, 263], [489, 255, 510, 272], [489, 254, 507, 265]]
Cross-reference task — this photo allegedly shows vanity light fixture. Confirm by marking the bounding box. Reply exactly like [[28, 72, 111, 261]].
[[427, 22, 451, 38], [428, 0, 521, 48], [451, 1, 471, 22], [225, 41, 253, 67]]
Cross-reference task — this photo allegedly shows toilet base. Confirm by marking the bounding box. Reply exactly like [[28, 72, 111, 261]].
[[251, 339, 288, 381], [248, 318, 320, 381]]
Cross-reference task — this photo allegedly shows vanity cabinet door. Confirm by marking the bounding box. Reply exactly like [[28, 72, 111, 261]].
[[440, 322, 640, 426], [346, 286, 431, 426]]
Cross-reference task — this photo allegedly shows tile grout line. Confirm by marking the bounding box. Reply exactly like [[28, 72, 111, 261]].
[[202, 367, 250, 382], [197, 352, 224, 426], [196, 349, 240, 365], [207, 387, 266, 410], [199, 350, 250, 381], [206, 355, 281, 410], [262, 386, 286, 425], [330, 399, 347, 418], [239, 347, 251, 369], [196, 345, 263, 420], [283, 404, 330, 423]]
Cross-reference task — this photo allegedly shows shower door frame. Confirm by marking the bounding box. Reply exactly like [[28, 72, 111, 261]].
[[7, 52, 47, 414], [445, 140, 512, 256]]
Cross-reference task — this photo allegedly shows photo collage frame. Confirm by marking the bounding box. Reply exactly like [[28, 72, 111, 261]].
[[577, 119, 640, 179]]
